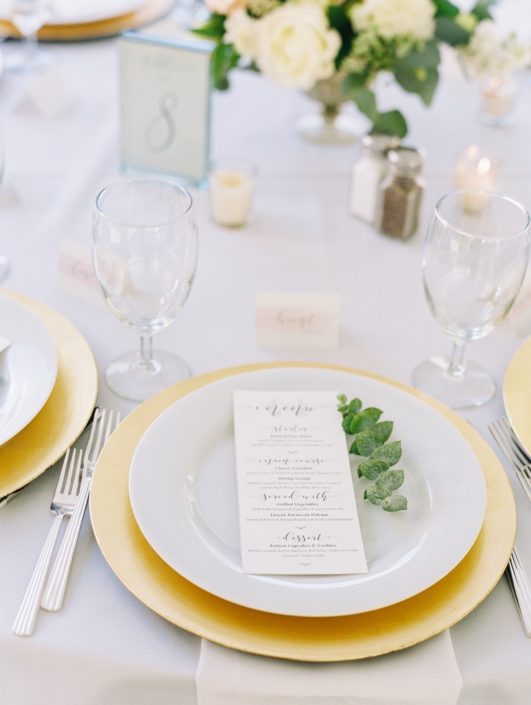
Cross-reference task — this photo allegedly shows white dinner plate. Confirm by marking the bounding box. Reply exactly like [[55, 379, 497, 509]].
[[129, 368, 487, 617], [0, 0, 146, 26], [0, 295, 58, 446]]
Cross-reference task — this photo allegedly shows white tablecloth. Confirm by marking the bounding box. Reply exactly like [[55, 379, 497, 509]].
[[1, 5, 531, 703]]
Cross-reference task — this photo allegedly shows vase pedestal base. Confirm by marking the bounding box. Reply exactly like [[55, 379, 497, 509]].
[[295, 110, 360, 145]]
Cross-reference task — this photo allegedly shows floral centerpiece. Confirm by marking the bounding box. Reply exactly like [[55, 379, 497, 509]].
[[194, 0, 520, 138]]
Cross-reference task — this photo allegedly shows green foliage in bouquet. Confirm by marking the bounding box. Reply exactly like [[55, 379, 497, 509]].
[[194, 0, 497, 137]]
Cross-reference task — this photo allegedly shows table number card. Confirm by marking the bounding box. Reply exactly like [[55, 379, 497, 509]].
[[233, 390, 367, 575], [118, 31, 213, 185]]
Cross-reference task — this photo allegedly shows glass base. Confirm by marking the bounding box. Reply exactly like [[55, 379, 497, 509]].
[[105, 349, 192, 403], [295, 111, 360, 145], [412, 356, 496, 409], [478, 110, 515, 128], [0, 255, 9, 283]]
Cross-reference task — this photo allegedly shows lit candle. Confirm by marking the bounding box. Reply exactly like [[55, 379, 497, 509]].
[[453, 145, 498, 214], [209, 162, 255, 228], [480, 75, 516, 118]]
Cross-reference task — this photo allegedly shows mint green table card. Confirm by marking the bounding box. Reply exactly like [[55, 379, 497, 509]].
[[118, 32, 213, 186]]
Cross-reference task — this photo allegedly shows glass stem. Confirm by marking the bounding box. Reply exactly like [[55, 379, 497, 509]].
[[24, 32, 38, 70], [139, 334, 158, 375], [448, 339, 467, 378]]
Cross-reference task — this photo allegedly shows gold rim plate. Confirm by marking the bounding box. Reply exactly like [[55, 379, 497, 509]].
[[0, 0, 174, 42], [0, 290, 98, 497], [91, 362, 515, 662], [503, 337, 531, 455]]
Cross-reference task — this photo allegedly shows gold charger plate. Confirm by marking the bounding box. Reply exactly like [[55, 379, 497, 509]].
[[91, 362, 515, 662], [0, 290, 98, 498], [503, 337, 531, 455], [0, 0, 174, 42]]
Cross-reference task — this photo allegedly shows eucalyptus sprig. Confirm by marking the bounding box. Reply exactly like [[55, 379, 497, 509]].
[[337, 394, 407, 512]]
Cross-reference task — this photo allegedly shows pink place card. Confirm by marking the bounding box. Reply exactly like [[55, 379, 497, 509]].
[[256, 293, 339, 349]]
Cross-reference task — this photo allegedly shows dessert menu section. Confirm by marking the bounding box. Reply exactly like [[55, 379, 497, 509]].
[[233, 390, 368, 575]]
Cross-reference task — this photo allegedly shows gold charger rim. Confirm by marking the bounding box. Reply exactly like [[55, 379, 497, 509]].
[[0, 290, 98, 497], [503, 336, 531, 455], [0, 0, 174, 41], [91, 361, 515, 662]]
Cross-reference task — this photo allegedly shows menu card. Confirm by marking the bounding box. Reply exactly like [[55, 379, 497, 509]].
[[233, 391, 368, 575]]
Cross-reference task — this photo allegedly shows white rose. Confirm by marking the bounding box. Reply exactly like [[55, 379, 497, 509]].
[[462, 20, 531, 76], [254, 3, 341, 91], [225, 10, 258, 61], [351, 0, 435, 41]]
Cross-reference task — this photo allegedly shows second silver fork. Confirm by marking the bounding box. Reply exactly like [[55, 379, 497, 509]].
[[41, 409, 120, 611], [489, 418, 531, 501]]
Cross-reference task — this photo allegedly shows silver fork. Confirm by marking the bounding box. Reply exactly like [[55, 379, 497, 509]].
[[41, 409, 120, 611], [12, 448, 82, 636], [489, 418, 531, 501], [489, 417, 531, 637], [507, 548, 531, 636]]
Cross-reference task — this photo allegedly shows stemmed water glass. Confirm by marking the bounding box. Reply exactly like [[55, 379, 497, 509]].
[[7, 0, 52, 71], [93, 179, 198, 403], [413, 190, 530, 409]]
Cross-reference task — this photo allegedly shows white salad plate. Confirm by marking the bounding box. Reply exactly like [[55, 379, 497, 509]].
[[129, 368, 487, 617], [0, 295, 58, 446]]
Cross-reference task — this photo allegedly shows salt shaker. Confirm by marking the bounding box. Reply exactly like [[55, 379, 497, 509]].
[[349, 134, 400, 225], [375, 147, 424, 240]]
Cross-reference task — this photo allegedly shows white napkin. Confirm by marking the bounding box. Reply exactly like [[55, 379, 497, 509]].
[[196, 631, 462, 705]]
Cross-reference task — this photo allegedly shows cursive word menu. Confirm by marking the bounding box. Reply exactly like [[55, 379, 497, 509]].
[[233, 390, 368, 575]]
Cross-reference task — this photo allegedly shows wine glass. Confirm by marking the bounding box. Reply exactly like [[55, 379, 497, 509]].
[[93, 179, 198, 403], [413, 190, 530, 409], [7, 0, 52, 72]]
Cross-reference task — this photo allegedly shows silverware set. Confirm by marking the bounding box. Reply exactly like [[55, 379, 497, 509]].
[[12, 408, 120, 637], [489, 417, 531, 637]]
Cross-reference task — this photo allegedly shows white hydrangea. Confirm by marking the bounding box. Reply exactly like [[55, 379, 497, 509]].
[[253, 3, 341, 90], [461, 20, 531, 77], [225, 10, 259, 61], [350, 0, 435, 41]]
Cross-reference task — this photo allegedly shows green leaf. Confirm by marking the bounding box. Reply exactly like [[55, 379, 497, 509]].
[[394, 65, 439, 106], [347, 87, 378, 121], [192, 12, 226, 40], [343, 72, 369, 92], [357, 459, 389, 480], [398, 40, 441, 70], [352, 421, 393, 456], [340, 397, 362, 417], [435, 17, 471, 46], [364, 486, 387, 506], [471, 0, 496, 21], [210, 43, 240, 91], [326, 4, 355, 68], [349, 408, 383, 435], [370, 441, 402, 466], [347, 398, 363, 416], [342, 414, 354, 433], [433, 0, 460, 17], [371, 110, 408, 138], [382, 495, 408, 512], [371, 421, 394, 444], [375, 469, 405, 494]]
